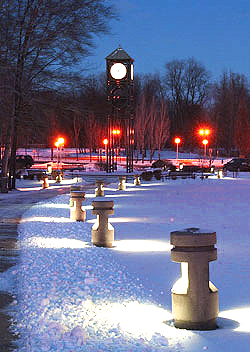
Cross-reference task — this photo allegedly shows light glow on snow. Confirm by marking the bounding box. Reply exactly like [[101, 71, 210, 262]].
[[21, 216, 72, 223], [18, 186, 44, 191], [41, 203, 70, 209], [86, 217, 152, 224], [105, 193, 133, 198], [23, 236, 89, 249], [219, 308, 250, 332], [57, 299, 193, 341], [85, 193, 96, 198], [113, 239, 172, 252]]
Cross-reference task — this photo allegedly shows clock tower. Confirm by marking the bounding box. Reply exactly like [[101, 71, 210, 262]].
[[105, 47, 134, 172], [106, 46, 134, 114]]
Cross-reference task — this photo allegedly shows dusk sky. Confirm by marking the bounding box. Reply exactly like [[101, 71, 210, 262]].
[[86, 0, 250, 81]]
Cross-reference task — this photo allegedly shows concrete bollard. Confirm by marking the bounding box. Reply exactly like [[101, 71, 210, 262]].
[[47, 163, 53, 174], [217, 169, 223, 179], [134, 174, 141, 186], [170, 227, 219, 330], [42, 176, 49, 189], [95, 180, 104, 197], [91, 199, 114, 247], [69, 185, 82, 207], [118, 176, 126, 190], [70, 190, 86, 221], [55, 174, 63, 183]]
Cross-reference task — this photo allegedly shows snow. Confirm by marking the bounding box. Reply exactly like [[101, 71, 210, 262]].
[[2, 149, 250, 351]]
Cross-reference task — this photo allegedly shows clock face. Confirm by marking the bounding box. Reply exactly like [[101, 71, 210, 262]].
[[110, 63, 127, 79]]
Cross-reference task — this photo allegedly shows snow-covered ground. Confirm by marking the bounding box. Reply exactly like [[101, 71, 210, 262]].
[[1, 166, 250, 351], [1, 148, 249, 351]]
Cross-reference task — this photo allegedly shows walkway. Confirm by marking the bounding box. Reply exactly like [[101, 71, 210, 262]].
[[0, 186, 72, 351]]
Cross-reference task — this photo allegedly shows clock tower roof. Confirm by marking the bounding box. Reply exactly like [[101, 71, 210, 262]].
[[105, 47, 134, 62]]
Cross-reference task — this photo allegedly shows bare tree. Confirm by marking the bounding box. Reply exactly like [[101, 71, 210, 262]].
[[0, 0, 116, 191], [155, 98, 170, 160], [84, 112, 97, 162], [234, 95, 250, 156], [212, 71, 249, 153], [134, 94, 150, 163], [163, 58, 210, 143], [146, 96, 157, 162]]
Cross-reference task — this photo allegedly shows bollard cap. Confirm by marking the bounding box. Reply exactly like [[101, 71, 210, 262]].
[[92, 199, 114, 210], [170, 227, 216, 247], [70, 190, 85, 197], [70, 185, 82, 191]]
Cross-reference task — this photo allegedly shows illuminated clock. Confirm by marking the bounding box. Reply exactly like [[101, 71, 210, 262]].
[[110, 63, 127, 79]]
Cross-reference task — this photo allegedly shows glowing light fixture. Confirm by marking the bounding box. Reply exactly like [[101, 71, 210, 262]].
[[174, 137, 181, 160], [199, 128, 210, 136]]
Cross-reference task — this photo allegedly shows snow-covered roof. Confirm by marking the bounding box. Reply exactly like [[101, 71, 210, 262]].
[[105, 46, 134, 62]]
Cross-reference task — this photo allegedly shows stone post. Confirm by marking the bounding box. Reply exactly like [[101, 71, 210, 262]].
[[91, 199, 114, 247], [70, 190, 86, 222], [69, 185, 82, 206], [55, 173, 62, 183], [42, 176, 49, 189], [95, 180, 104, 197], [118, 176, 126, 190], [134, 174, 141, 186], [170, 227, 218, 330], [217, 170, 223, 179]]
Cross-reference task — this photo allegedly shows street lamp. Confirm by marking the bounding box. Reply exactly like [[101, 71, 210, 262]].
[[103, 138, 108, 162], [112, 129, 121, 135], [103, 138, 108, 146], [112, 129, 121, 163], [199, 128, 210, 136], [54, 137, 65, 169], [174, 137, 181, 160], [202, 139, 208, 158]]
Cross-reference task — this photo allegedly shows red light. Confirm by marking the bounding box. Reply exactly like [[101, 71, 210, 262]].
[[112, 129, 121, 135], [55, 137, 65, 147], [202, 139, 208, 145], [199, 128, 210, 136], [174, 137, 181, 144], [103, 138, 108, 146]]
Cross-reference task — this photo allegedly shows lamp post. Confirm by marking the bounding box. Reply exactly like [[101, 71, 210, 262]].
[[198, 128, 211, 167], [202, 139, 208, 158], [103, 138, 108, 164], [54, 137, 65, 169], [112, 129, 121, 164], [174, 137, 181, 160]]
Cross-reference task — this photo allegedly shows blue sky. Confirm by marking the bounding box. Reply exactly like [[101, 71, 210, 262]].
[[86, 0, 250, 81]]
